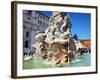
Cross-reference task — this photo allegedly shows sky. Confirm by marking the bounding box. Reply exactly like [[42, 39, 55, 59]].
[[41, 11, 91, 40]]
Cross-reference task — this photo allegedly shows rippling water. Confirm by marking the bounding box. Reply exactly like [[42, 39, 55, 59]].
[[23, 53, 91, 69]]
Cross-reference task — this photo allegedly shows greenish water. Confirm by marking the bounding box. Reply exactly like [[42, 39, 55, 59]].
[[23, 53, 91, 69]]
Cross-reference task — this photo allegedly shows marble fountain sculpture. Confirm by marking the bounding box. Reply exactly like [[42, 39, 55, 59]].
[[32, 12, 84, 67]]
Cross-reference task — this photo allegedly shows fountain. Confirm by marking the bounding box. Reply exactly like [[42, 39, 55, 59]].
[[32, 12, 84, 67]]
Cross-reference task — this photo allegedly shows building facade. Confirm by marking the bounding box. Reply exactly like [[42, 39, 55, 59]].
[[80, 39, 91, 49], [23, 10, 49, 55]]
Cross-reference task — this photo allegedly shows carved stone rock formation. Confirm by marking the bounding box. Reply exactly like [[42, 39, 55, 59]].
[[32, 12, 84, 67]]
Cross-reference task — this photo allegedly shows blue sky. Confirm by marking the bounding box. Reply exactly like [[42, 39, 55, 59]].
[[41, 11, 91, 40]]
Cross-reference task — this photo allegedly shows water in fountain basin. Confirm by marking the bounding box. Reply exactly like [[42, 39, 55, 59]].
[[23, 53, 91, 69]]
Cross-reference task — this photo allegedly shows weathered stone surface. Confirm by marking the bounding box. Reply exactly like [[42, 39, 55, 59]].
[[32, 12, 84, 66]]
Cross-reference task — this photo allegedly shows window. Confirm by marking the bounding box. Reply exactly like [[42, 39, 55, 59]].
[[23, 26, 25, 28], [35, 13, 38, 18], [27, 10, 32, 14], [24, 53, 28, 56], [27, 16, 31, 20], [43, 17, 45, 21], [46, 18, 48, 22], [38, 15, 40, 19], [38, 21, 40, 25], [26, 31, 29, 38], [39, 14, 42, 20], [25, 40, 29, 48], [40, 22, 41, 26]]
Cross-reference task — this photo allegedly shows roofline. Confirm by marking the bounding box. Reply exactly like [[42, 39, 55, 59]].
[[36, 11, 50, 18], [79, 39, 91, 41]]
